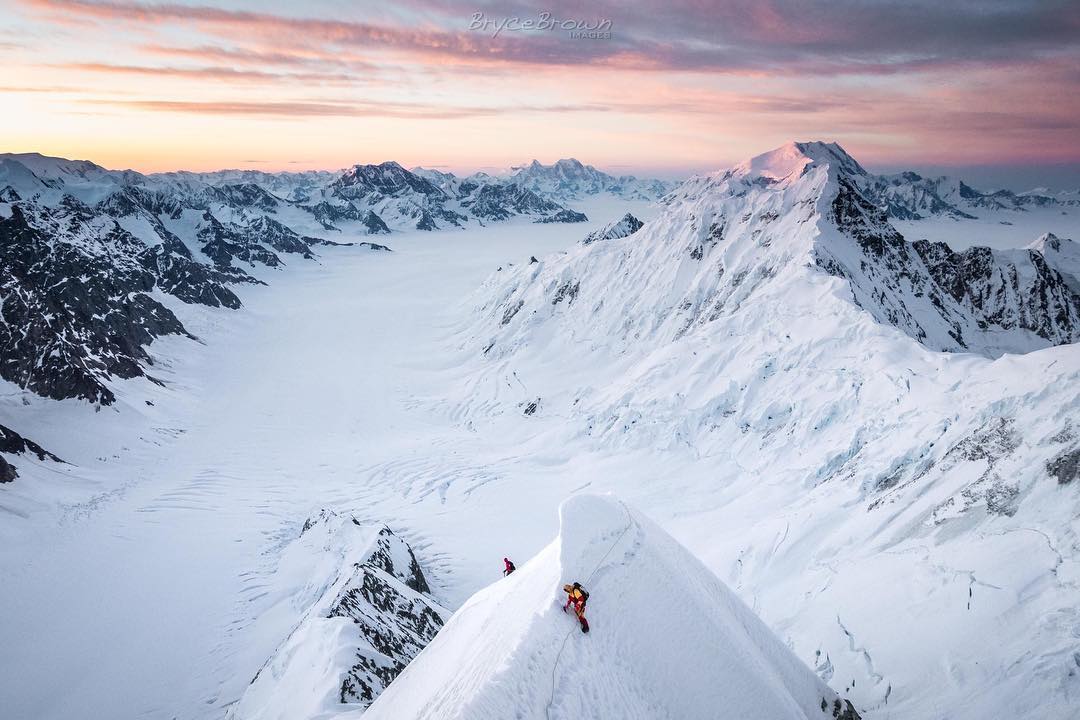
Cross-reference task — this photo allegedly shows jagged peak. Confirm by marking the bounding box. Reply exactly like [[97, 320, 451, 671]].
[[1029, 231, 1070, 250], [344, 160, 406, 173], [516, 158, 592, 174], [553, 157, 586, 169]]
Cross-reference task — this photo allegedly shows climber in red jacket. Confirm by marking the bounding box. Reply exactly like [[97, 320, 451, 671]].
[[503, 557, 516, 576]]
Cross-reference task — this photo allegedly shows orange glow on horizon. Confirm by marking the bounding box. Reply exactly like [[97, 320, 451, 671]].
[[2, 0, 1078, 175]]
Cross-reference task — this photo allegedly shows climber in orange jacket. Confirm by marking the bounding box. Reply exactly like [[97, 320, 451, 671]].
[[562, 582, 590, 633]]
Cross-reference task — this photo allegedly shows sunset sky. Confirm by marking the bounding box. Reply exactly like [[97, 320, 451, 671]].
[[3, 0, 1079, 180]]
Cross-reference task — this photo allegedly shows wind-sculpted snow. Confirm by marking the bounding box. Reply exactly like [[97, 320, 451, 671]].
[[230, 510, 448, 720], [463, 142, 1080, 718], [363, 495, 858, 720]]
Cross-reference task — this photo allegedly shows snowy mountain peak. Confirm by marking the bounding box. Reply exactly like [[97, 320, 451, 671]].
[[333, 161, 443, 197], [731, 141, 866, 184], [365, 494, 857, 720], [553, 157, 586, 171]]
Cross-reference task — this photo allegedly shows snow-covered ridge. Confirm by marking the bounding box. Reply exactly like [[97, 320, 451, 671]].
[[361, 494, 859, 720], [230, 510, 448, 720]]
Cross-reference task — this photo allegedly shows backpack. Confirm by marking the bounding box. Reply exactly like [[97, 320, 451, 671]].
[[573, 582, 589, 601]]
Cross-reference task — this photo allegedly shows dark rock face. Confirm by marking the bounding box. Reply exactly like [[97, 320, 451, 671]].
[[0, 203, 191, 403], [1047, 448, 1080, 484], [334, 161, 447, 201], [830, 697, 861, 720], [200, 182, 280, 212], [304, 202, 392, 234], [0, 423, 62, 462], [98, 186, 182, 218], [0, 457, 16, 483], [142, 234, 246, 309], [0, 427, 58, 483], [0, 423, 63, 483], [308, 161, 592, 230], [818, 176, 1080, 355], [196, 210, 283, 270], [364, 526, 432, 594], [358, 241, 392, 252], [327, 526, 448, 709]]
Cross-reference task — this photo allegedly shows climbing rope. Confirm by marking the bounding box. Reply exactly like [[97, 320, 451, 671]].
[[544, 502, 636, 720]]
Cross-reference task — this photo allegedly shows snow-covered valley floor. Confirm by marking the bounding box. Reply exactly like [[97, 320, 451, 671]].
[[0, 200, 670, 719], [1, 193, 1077, 720]]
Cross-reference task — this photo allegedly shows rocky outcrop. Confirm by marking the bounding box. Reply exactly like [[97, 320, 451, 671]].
[[329, 527, 446, 705], [232, 511, 448, 718], [583, 212, 643, 244], [310, 161, 592, 230], [0, 423, 64, 483]]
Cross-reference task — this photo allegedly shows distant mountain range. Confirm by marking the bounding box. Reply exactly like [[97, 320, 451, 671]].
[[505, 157, 677, 201], [0, 152, 673, 410], [858, 170, 1079, 221]]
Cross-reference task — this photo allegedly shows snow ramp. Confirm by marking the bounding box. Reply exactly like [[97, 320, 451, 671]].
[[363, 494, 858, 720]]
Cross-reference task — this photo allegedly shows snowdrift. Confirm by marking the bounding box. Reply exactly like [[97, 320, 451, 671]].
[[362, 495, 857, 720]]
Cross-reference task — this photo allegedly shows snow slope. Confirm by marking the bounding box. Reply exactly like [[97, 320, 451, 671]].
[[456, 143, 1080, 718], [363, 494, 856, 720]]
